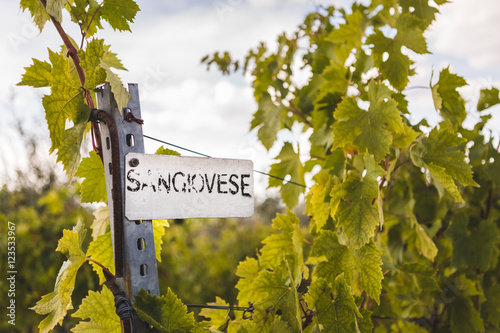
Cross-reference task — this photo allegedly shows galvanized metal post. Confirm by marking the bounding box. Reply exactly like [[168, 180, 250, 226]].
[[97, 83, 160, 332]]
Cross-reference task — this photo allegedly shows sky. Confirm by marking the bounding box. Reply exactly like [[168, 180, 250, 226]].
[[1, 0, 500, 198]]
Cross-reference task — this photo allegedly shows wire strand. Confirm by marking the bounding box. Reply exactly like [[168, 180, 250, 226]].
[[143, 134, 308, 189]]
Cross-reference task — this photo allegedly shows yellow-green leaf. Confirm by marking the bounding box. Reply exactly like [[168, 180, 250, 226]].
[[71, 285, 120, 333], [75, 151, 107, 204]]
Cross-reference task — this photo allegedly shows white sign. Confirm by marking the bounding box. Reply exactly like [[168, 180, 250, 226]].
[[124, 153, 254, 220]]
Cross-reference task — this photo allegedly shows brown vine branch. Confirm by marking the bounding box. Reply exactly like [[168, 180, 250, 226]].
[[288, 100, 314, 128], [40, 0, 86, 89], [86, 257, 115, 279]]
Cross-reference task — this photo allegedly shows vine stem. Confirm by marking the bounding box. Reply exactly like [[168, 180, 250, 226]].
[[85, 257, 115, 279], [40, 0, 86, 89]]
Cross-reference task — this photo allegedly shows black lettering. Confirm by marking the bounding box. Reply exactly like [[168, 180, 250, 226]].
[[141, 183, 148, 191], [241, 174, 251, 197], [126, 170, 140, 192], [173, 172, 185, 192], [229, 174, 239, 195], [198, 174, 205, 192], [188, 174, 198, 193], [218, 174, 228, 193], [205, 174, 216, 193], [159, 174, 171, 193]]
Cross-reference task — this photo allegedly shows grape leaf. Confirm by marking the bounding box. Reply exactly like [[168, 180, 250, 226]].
[[87, 232, 114, 284], [268, 142, 305, 209], [133, 288, 195, 333], [483, 284, 500, 328], [305, 170, 333, 233], [368, 30, 411, 91], [100, 60, 131, 112], [432, 67, 467, 128], [332, 81, 404, 161], [31, 221, 87, 333], [75, 150, 107, 204], [410, 127, 478, 202], [308, 230, 383, 304], [449, 296, 485, 333], [102, 44, 127, 70], [260, 210, 308, 284], [70, 0, 103, 38], [100, 0, 140, 32], [17, 59, 52, 87], [400, 0, 440, 28], [250, 264, 302, 332], [330, 154, 385, 248], [45, 0, 65, 23], [409, 215, 438, 261], [71, 285, 120, 332], [305, 275, 365, 333], [250, 92, 284, 150], [80, 38, 107, 89], [199, 297, 232, 331], [20, 0, 50, 31], [235, 257, 260, 306], [395, 13, 428, 54], [57, 121, 88, 181], [156, 146, 181, 156], [477, 87, 500, 111], [153, 219, 170, 262], [91, 205, 109, 240]]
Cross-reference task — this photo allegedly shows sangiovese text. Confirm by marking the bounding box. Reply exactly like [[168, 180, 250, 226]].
[[126, 170, 252, 197]]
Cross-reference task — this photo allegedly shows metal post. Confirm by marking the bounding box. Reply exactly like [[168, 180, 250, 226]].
[[97, 83, 160, 332]]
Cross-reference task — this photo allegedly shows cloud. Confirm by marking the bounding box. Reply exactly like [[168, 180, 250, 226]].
[[429, 0, 500, 69]]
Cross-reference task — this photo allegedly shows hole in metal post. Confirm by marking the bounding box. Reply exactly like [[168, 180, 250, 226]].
[[135, 220, 143, 225], [106, 137, 110, 150], [126, 134, 135, 147], [137, 238, 146, 250], [140, 264, 148, 276], [108, 163, 112, 175]]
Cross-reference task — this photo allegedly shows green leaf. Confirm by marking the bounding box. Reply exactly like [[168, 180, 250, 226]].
[[397, 262, 440, 292], [87, 232, 114, 284], [57, 121, 88, 181], [100, 60, 131, 112], [70, 0, 103, 38], [400, 0, 440, 28], [199, 297, 232, 331], [483, 284, 500, 328], [449, 296, 485, 333], [305, 275, 365, 333], [410, 128, 478, 201], [31, 222, 87, 333], [71, 285, 121, 332], [268, 142, 305, 209], [91, 205, 109, 240], [20, 0, 50, 31], [156, 146, 181, 156], [368, 30, 411, 91], [305, 170, 333, 233], [236, 257, 260, 306], [332, 81, 404, 161], [477, 87, 500, 111], [309, 230, 383, 304], [75, 151, 107, 204], [251, 92, 284, 150], [330, 154, 385, 248], [100, 0, 140, 32], [133, 288, 195, 333], [432, 67, 467, 128], [102, 44, 127, 70], [45, 0, 65, 22], [80, 39, 107, 89], [18, 59, 52, 87], [395, 13, 429, 54], [250, 264, 302, 332], [260, 210, 308, 284], [153, 219, 170, 262], [409, 216, 438, 261]]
